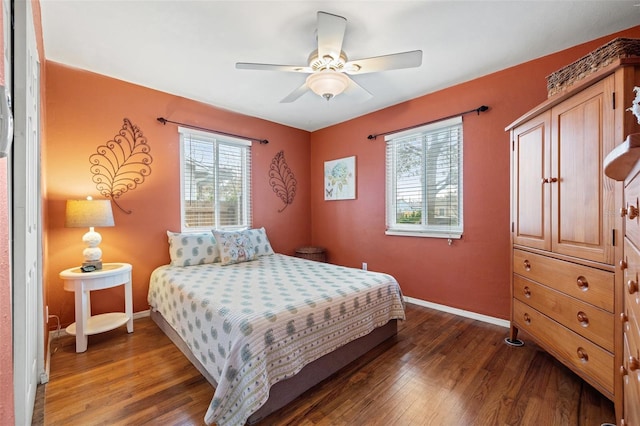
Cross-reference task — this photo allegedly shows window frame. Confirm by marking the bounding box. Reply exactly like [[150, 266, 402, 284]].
[[385, 116, 463, 239], [179, 126, 252, 232]]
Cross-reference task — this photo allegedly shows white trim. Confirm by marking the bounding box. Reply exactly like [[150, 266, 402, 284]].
[[133, 309, 150, 320], [404, 296, 510, 328], [385, 230, 463, 239], [40, 333, 52, 385]]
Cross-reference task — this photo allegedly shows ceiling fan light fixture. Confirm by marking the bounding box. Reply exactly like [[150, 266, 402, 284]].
[[306, 70, 349, 101]]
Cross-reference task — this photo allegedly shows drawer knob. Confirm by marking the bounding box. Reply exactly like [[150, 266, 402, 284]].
[[577, 347, 589, 363], [541, 178, 549, 184], [621, 312, 629, 324], [523, 286, 531, 298], [630, 356, 640, 372], [576, 311, 589, 327], [576, 276, 589, 291], [523, 313, 531, 324], [621, 205, 640, 219], [628, 279, 639, 295], [620, 259, 628, 270], [523, 260, 531, 271], [549, 177, 558, 183]]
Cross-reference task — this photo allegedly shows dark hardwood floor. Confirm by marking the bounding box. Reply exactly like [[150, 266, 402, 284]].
[[34, 303, 614, 425]]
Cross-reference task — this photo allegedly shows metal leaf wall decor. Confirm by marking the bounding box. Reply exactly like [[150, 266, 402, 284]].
[[269, 150, 297, 212], [89, 118, 153, 214]]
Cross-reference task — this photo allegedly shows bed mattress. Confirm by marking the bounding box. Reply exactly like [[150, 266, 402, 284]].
[[148, 253, 405, 425]]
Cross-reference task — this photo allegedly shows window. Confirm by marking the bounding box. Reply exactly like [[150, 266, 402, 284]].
[[385, 116, 463, 238], [179, 127, 251, 231]]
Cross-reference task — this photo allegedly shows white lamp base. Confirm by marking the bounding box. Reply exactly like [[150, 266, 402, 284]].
[[82, 227, 104, 270]]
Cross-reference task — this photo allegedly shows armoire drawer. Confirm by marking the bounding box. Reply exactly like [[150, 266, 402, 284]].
[[624, 170, 640, 248], [513, 299, 614, 394], [513, 275, 613, 352], [623, 331, 640, 426], [624, 300, 640, 369], [513, 249, 614, 312], [623, 238, 640, 325]]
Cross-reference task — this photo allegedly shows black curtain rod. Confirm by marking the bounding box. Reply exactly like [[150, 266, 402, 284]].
[[157, 117, 269, 144], [367, 105, 489, 140]]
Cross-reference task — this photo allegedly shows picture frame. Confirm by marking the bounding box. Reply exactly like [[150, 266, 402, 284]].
[[324, 156, 356, 200]]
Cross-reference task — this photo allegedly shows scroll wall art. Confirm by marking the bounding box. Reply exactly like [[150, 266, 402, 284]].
[[268, 150, 297, 212], [89, 118, 153, 214]]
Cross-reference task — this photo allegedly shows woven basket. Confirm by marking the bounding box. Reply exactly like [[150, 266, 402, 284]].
[[294, 246, 327, 262], [546, 38, 640, 97]]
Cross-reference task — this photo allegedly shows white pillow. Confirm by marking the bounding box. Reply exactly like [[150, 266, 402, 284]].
[[212, 230, 257, 266], [166, 231, 220, 267], [244, 227, 275, 257]]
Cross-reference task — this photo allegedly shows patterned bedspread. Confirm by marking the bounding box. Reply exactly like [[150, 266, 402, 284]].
[[148, 254, 405, 426]]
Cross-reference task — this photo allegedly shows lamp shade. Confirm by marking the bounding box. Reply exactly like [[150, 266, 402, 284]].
[[65, 198, 115, 228], [306, 70, 350, 100]]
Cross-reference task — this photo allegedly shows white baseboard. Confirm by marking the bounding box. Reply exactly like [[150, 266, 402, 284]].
[[40, 333, 52, 384], [134, 309, 150, 320], [404, 296, 510, 329]]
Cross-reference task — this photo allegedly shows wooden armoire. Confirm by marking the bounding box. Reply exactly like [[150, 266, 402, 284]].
[[507, 54, 640, 424]]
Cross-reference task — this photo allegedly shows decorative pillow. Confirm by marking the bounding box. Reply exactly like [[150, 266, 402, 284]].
[[244, 227, 275, 257], [166, 231, 220, 267], [212, 230, 257, 266]]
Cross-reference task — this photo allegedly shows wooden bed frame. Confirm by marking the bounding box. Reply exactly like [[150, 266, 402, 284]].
[[150, 309, 398, 424]]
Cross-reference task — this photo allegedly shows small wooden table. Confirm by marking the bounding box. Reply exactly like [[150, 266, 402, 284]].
[[60, 263, 133, 353], [294, 247, 327, 262]]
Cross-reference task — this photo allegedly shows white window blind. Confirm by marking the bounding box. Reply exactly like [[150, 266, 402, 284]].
[[385, 116, 463, 238], [179, 127, 252, 231]]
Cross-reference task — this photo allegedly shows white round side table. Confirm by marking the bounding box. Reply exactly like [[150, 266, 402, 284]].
[[60, 262, 133, 353]]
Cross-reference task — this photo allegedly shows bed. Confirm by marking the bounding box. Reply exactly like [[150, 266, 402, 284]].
[[148, 230, 405, 425]]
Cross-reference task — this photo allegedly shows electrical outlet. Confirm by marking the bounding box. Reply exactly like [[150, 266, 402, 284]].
[[362, 262, 367, 271]]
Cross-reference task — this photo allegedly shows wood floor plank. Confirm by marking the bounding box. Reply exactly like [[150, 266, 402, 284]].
[[35, 303, 615, 425]]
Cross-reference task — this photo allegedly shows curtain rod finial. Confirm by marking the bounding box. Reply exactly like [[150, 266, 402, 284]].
[[157, 117, 167, 125], [477, 105, 489, 114], [367, 134, 376, 140]]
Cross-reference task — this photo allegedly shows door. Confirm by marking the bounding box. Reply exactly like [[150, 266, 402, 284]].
[[551, 75, 615, 264], [512, 111, 551, 251], [12, 1, 43, 424]]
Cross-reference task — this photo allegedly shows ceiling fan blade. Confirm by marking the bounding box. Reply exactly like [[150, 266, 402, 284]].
[[317, 11, 347, 61], [236, 62, 312, 73], [343, 76, 373, 101], [280, 82, 310, 103], [344, 50, 423, 74]]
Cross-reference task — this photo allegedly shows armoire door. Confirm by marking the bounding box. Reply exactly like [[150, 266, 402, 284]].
[[512, 110, 551, 251], [550, 74, 615, 264]]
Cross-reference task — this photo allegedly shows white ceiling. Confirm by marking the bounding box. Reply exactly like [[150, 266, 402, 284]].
[[40, 1, 640, 132]]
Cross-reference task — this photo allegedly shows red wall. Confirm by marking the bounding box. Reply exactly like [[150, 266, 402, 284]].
[[310, 25, 640, 320], [44, 63, 311, 327], [44, 25, 640, 327]]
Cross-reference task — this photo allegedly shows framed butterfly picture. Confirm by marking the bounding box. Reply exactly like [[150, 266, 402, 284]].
[[324, 156, 356, 201]]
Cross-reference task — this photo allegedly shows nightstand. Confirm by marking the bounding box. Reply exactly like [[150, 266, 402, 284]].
[[294, 247, 327, 262], [60, 262, 133, 353]]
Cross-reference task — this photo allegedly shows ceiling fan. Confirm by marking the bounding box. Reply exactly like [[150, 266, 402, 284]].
[[235, 11, 423, 103]]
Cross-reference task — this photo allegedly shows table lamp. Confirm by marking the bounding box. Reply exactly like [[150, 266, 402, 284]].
[[65, 196, 115, 270]]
